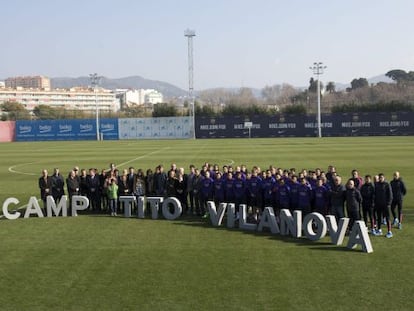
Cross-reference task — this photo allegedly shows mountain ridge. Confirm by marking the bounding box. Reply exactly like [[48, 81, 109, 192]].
[[1, 74, 394, 98], [51, 76, 187, 98]]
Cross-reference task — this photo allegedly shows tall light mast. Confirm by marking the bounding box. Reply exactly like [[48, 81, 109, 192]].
[[89, 73, 101, 141], [309, 62, 327, 138], [184, 29, 196, 139]]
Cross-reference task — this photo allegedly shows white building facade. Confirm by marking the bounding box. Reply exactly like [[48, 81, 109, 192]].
[[116, 89, 164, 108], [0, 87, 120, 112]]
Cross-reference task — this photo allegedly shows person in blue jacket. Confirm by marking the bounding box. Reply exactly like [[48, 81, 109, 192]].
[[297, 177, 313, 215], [313, 178, 328, 215]]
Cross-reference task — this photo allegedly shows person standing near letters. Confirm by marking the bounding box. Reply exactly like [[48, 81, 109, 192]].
[[51, 168, 65, 203], [87, 168, 100, 212], [154, 165, 167, 197], [297, 177, 313, 216], [329, 176, 346, 221], [374, 173, 393, 238], [66, 170, 80, 213], [107, 178, 118, 216], [39, 169, 52, 209], [390, 171, 407, 230], [345, 179, 362, 231], [360, 175, 376, 233]]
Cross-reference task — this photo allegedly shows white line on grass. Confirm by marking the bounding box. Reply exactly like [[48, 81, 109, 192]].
[[116, 147, 171, 168], [8, 162, 38, 176]]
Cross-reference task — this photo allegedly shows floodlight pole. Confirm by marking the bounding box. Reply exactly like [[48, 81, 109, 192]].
[[89, 73, 101, 141], [309, 62, 327, 138], [185, 29, 196, 139]]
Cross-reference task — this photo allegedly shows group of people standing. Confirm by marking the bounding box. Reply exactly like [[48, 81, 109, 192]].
[[38, 163, 407, 238]]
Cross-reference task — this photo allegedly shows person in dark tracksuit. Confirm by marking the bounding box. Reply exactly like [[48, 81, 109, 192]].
[[345, 179, 362, 231], [192, 169, 203, 216], [200, 171, 214, 218], [390, 171, 407, 230], [374, 173, 393, 238], [186, 165, 196, 215], [233, 172, 246, 219], [360, 175, 376, 233], [329, 176, 346, 221], [297, 178, 313, 216], [276, 178, 291, 212], [313, 178, 328, 215], [213, 172, 225, 206], [246, 170, 262, 212], [224, 172, 235, 205], [262, 170, 275, 209], [289, 175, 300, 212]]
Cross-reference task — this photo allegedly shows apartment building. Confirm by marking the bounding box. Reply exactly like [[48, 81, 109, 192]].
[[5, 76, 51, 90], [0, 87, 120, 111]]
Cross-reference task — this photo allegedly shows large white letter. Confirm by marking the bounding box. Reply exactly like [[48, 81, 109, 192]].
[[46, 195, 67, 217], [136, 196, 146, 219], [24, 197, 44, 218], [303, 212, 327, 241], [347, 221, 374, 253], [325, 215, 349, 245], [147, 197, 163, 219], [119, 196, 136, 218], [2, 197, 21, 220], [226, 203, 236, 228], [239, 204, 257, 231], [280, 209, 302, 238], [207, 201, 227, 226], [71, 195, 89, 216], [162, 197, 182, 220], [257, 207, 280, 234]]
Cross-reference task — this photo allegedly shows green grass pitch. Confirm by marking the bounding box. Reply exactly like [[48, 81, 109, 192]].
[[0, 137, 413, 310]]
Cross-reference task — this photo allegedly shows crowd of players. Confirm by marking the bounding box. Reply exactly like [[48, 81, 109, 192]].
[[38, 163, 407, 239]]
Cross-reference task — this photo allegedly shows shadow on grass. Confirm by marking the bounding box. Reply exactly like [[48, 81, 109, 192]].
[[5, 208, 363, 253], [74, 211, 362, 252], [168, 215, 358, 253]]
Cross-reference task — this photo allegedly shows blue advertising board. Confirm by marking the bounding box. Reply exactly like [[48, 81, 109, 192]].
[[15, 118, 118, 141]]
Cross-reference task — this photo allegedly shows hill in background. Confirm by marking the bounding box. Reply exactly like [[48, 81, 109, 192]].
[[51, 76, 187, 98], [0, 74, 393, 99]]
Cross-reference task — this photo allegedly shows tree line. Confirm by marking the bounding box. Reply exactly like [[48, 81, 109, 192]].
[[2, 69, 414, 120]]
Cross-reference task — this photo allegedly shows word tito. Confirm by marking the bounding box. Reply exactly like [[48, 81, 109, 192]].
[[2, 196, 373, 253]]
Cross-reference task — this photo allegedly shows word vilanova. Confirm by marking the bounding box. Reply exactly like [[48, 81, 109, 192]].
[[2, 195, 373, 253]]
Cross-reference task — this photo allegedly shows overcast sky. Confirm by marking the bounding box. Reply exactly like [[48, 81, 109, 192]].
[[1, 0, 413, 90]]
